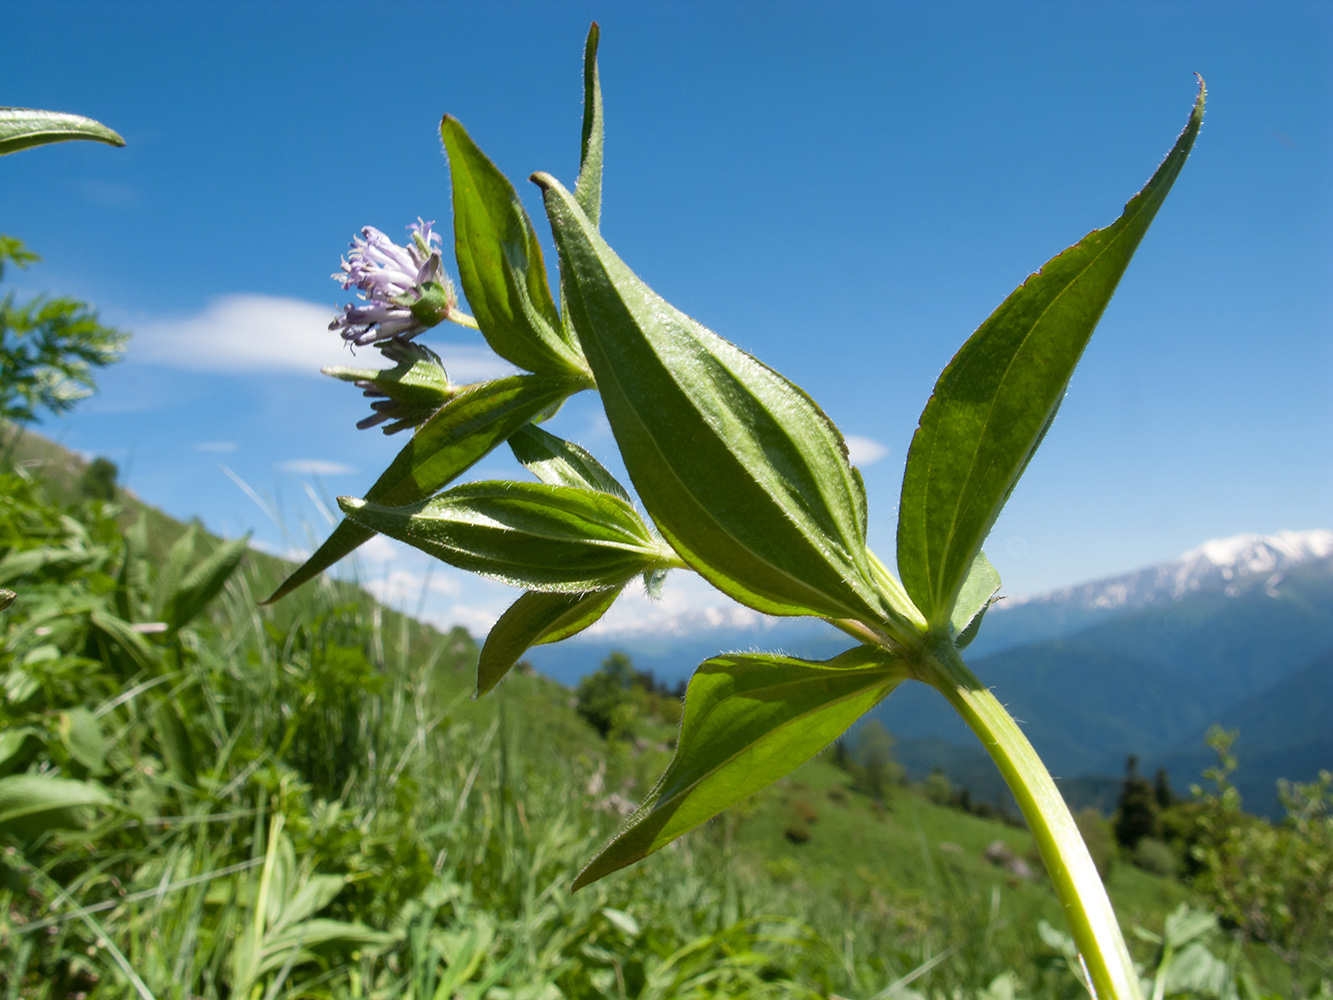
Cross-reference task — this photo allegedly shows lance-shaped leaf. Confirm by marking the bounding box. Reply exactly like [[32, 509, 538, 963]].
[[560, 22, 607, 346], [265, 374, 583, 604], [509, 423, 630, 501], [0, 107, 125, 156], [477, 587, 621, 696], [161, 535, 249, 632], [339, 481, 675, 592], [536, 174, 893, 627], [898, 83, 1205, 626], [441, 117, 588, 377], [575, 23, 604, 226], [575, 646, 908, 888], [950, 550, 1000, 647], [0, 774, 113, 838]]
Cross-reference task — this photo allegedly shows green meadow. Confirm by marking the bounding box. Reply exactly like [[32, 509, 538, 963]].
[[1, 435, 1327, 999]]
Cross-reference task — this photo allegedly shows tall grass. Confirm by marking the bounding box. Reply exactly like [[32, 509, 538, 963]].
[[0, 464, 1288, 998]]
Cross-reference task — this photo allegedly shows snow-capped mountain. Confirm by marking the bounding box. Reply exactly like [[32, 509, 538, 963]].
[[1003, 528, 1333, 615], [526, 529, 1333, 684]]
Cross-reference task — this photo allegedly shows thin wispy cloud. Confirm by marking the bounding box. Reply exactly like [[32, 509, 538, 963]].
[[279, 458, 356, 476], [844, 435, 889, 467], [76, 179, 137, 207], [133, 294, 517, 380]]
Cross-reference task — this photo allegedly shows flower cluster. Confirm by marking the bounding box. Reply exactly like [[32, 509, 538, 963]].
[[330, 220, 457, 346]]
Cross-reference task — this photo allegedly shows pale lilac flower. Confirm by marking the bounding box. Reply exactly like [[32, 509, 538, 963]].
[[330, 219, 458, 346]]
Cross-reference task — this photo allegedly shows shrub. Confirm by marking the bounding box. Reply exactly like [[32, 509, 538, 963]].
[[1134, 837, 1177, 878]]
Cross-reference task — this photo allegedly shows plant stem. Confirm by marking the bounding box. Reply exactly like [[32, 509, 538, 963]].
[[918, 636, 1142, 1000]]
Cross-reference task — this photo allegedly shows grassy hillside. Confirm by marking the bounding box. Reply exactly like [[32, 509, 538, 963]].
[[1, 431, 1324, 998]]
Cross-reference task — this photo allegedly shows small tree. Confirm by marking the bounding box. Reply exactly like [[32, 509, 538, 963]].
[[575, 651, 638, 739], [0, 237, 127, 447], [856, 719, 900, 803], [1192, 728, 1333, 996], [78, 456, 119, 502], [1154, 767, 1176, 810], [1114, 754, 1159, 852]]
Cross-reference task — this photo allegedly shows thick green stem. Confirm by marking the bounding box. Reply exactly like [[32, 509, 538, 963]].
[[919, 636, 1142, 1000]]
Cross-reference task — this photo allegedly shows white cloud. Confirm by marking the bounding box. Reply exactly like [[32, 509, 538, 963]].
[[435, 344, 520, 382], [279, 458, 357, 476], [845, 435, 889, 467], [584, 572, 772, 638], [133, 294, 518, 380], [357, 533, 409, 566], [194, 440, 237, 453], [365, 568, 465, 607], [136, 295, 346, 373], [77, 180, 137, 207]]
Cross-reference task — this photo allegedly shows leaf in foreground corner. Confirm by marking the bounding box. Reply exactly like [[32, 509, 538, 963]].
[[478, 587, 621, 696], [265, 374, 581, 604], [0, 108, 125, 156], [897, 82, 1205, 627], [575, 646, 908, 888]]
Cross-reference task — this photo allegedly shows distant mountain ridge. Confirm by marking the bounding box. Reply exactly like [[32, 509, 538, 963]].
[[1011, 529, 1333, 613], [962, 528, 1333, 659], [527, 529, 1333, 818]]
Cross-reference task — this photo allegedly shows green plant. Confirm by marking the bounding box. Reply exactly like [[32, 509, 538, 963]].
[[1117, 755, 1162, 853], [268, 25, 1205, 1000], [0, 239, 128, 443], [1, 106, 126, 453], [1191, 728, 1333, 996]]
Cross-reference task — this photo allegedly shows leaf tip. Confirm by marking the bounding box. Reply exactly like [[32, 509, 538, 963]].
[[529, 171, 557, 192], [336, 496, 365, 515]]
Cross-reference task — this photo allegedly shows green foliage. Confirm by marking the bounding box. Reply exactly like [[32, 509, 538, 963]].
[[576, 650, 640, 739], [894, 91, 1204, 626], [0, 107, 124, 156], [1190, 728, 1333, 994], [1117, 754, 1161, 853], [576, 647, 906, 887], [1134, 837, 1178, 879], [339, 481, 675, 592], [0, 237, 128, 433], [1, 438, 1319, 997], [266, 373, 587, 603], [856, 719, 903, 803], [539, 170, 902, 629], [260, 28, 1211, 1000], [76, 456, 117, 502], [922, 768, 956, 807], [322, 339, 454, 435], [480, 588, 620, 696], [440, 117, 587, 377]]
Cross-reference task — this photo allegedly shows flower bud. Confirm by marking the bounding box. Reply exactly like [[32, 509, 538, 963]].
[[323, 340, 455, 434]]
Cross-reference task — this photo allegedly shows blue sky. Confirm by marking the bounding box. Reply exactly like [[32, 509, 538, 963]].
[[2, 2, 1329, 637]]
